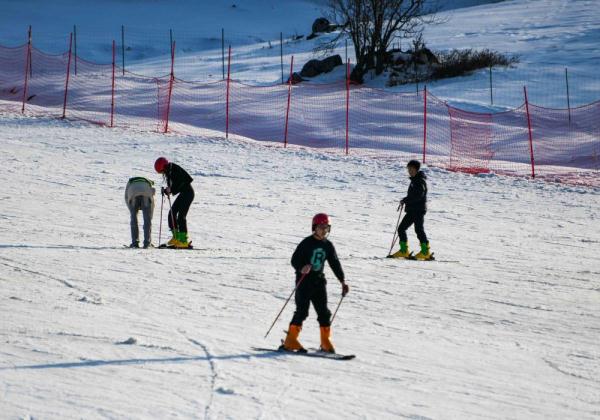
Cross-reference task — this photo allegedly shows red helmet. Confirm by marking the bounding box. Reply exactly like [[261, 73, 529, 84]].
[[154, 157, 169, 173], [312, 213, 330, 231]]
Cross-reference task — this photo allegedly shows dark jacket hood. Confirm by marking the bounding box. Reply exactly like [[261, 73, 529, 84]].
[[411, 170, 427, 180]]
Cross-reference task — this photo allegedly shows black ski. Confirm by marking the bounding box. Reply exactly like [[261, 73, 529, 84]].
[[386, 251, 435, 260], [407, 252, 435, 261], [158, 242, 194, 250], [122, 244, 196, 250], [252, 347, 355, 360], [385, 252, 458, 262]]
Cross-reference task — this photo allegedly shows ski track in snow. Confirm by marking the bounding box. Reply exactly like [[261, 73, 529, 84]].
[[0, 255, 103, 305], [181, 333, 217, 420]]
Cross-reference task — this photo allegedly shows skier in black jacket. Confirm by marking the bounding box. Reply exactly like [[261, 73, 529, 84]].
[[391, 160, 432, 260], [280, 213, 349, 354], [154, 157, 194, 248]]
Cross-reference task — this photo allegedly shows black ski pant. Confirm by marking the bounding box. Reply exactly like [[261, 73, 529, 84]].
[[398, 211, 428, 244], [168, 186, 194, 233], [290, 276, 332, 327]]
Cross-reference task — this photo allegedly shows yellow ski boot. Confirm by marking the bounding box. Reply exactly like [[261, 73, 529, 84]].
[[173, 231, 191, 249], [414, 242, 433, 260], [389, 241, 411, 258], [167, 230, 179, 247]]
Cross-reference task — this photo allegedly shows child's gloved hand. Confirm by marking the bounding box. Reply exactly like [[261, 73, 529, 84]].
[[300, 264, 312, 274], [341, 281, 349, 296]]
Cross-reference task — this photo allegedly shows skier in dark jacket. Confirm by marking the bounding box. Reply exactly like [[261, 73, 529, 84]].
[[280, 213, 349, 354], [390, 160, 432, 260], [154, 157, 194, 248]]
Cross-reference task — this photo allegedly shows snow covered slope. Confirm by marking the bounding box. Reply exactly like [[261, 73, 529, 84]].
[[1, 0, 599, 418], [2, 0, 598, 107], [1, 115, 599, 419]]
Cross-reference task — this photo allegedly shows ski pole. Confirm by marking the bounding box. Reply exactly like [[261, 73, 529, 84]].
[[158, 191, 165, 245], [264, 266, 311, 339], [387, 202, 404, 256], [166, 192, 178, 232], [330, 294, 345, 326]]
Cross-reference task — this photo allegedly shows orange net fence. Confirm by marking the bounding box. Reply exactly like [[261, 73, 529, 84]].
[[1, 42, 599, 187]]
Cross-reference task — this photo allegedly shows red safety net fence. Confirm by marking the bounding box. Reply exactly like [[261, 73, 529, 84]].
[[438, 96, 600, 185], [0, 44, 70, 116], [1, 42, 599, 188], [0, 44, 28, 113]]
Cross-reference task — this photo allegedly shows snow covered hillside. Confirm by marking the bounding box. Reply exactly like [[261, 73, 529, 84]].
[[1, 114, 599, 419], [1, 0, 600, 418], [2, 0, 598, 107]]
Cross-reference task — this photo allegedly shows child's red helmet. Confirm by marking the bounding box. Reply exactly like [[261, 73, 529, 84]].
[[154, 157, 169, 173], [312, 213, 330, 231]]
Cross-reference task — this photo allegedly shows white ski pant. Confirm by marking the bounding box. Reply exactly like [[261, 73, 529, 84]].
[[128, 195, 154, 245]]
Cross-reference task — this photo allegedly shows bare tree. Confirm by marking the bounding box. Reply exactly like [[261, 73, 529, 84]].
[[323, 0, 439, 83]]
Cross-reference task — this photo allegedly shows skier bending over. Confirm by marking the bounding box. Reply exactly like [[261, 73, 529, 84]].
[[391, 159, 433, 260], [281, 213, 349, 354], [154, 157, 194, 248], [125, 176, 156, 248]]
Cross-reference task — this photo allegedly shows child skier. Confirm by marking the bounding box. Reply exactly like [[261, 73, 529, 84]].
[[124, 176, 156, 248], [391, 159, 432, 260], [280, 213, 349, 354], [154, 157, 195, 248]]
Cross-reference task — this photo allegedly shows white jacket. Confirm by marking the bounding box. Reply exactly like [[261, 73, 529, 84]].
[[125, 177, 155, 205]]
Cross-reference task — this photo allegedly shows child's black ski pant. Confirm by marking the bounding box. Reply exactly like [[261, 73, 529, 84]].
[[290, 277, 331, 327], [398, 211, 428, 244]]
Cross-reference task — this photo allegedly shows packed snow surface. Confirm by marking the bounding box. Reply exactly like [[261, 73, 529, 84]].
[[1, 0, 599, 418], [1, 114, 599, 419]]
